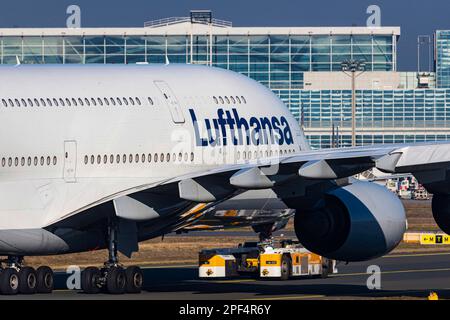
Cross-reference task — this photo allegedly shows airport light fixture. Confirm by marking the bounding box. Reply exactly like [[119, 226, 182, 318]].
[[341, 59, 366, 147]]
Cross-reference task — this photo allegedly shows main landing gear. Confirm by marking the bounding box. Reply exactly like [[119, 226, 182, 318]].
[[81, 217, 143, 294], [0, 256, 54, 295]]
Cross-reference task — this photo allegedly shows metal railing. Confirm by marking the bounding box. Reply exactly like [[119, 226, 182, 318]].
[[144, 16, 232, 28]]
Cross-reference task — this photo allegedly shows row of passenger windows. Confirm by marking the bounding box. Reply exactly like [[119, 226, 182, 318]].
[[237, 148, 296, 160], [1, 97, 155, 108], [84, 152, 195, 165], [213, 96, 247, 105], [1, 156, 57, 167]]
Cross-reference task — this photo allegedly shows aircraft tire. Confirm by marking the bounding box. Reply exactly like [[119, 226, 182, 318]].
[[18, 266, 37, 294], [0, 268, 19, 295], [280, 255, 291, 281], [106, 266, 126, 294], [125, 266, 143, 293], [81, 266, 101, 294], [36, 266, 54, 293]]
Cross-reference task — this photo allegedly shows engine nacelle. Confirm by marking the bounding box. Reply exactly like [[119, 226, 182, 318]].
[[431, 194, 450, 234], [294, 180, 406, 261]]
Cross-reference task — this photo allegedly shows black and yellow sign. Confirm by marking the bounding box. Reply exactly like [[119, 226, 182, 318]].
[[420, 233, 450, 245]]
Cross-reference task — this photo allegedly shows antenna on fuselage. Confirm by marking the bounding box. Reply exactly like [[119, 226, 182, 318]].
[[165, 55, 170, 65], [15, 55, 21, 66]]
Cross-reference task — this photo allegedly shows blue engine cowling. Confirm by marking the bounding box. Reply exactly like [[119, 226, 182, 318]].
[[294, 180, 407, 261]]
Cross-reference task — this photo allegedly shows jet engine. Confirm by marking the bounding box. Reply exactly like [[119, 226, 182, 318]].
[[431, 194, 450, 234], [294, 180, 406, 261]]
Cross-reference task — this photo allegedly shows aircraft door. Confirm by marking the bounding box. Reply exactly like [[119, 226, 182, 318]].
[[63, 140, 77, 182], [154, 80, 185, 124]]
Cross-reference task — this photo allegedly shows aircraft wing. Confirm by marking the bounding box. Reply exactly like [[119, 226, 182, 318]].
[[162, 141, 450, 195]]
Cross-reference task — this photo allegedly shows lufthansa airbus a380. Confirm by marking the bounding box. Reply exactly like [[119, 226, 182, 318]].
[[0, 63, 449, 295]]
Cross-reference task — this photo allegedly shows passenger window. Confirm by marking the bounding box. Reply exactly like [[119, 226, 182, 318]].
[[122, 154, 126, 163], [130, 98, 135, 106], [1, 157, 5, 167], [166, 153, 170, 162], [141, 154, 145, 162], [116, 98, 122, 106], [110, 155, 114, 164], [21, 157, 25, 166], [105, 98, 110, 106], [59, 98, 64, 106], [213, 96, 218, 104], [98, 98, 103, 106], [154, 153, 158, 163], [148, 154, 152, 162], [148, 97, 154, 105], [40, 156, 44, 166], [224, 96, 230, 104], [14, 99, 20, 107], [53, 98, 58, 106], [46, 98, 52, 107], [8, 157, 12, 167], [53, 156, 57, 165], [90, 155, 95, 164], [27, 157, 31, 166], [129, 154, 133, 163], [66, 98, 71, 106], [2, 99, 6, 107], [27, 98, 33, 106], [91, 98, 96, 106], [84, 155, 88, 164], [72, 98, 77, 106], [14, 157, 18, 166], [21, 99, 27, 107], [123, 98, 128, 106], [97, 155, 101, 164], [34, 157, 38, 166], [34, 98, 39, 106], [46, 156, 51, 166], [110, 98, 116, 106], [85, 98, 90, 106], [230, 96, 235, 104], [241, 96, 246, 104], [190, 152, 194, 162], [178, 153, 182, 162], [160, 153, 164, 162], [219, 96, 224, 104], [78, 98, 83, 106], [135, 154, 139, 163], [116, 154, 120, 163], [136, 97, 141, 105], [103, 155, 107, 164]]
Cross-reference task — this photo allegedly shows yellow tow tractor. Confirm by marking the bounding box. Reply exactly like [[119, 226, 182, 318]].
[[199, 240, 337, 280]]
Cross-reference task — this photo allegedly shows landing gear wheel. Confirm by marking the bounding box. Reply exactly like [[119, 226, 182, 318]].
[[36, 266, 54, 293], [81, 267, 101, 294], [125, 266, 143, 293], [280, 255, 291, 281], [106, 266, 126, 294], [18, 267, 37, 294], [0, 268, 19, 295]]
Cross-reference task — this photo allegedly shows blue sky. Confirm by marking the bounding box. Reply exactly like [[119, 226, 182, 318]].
[[2, 0, 449, 71]]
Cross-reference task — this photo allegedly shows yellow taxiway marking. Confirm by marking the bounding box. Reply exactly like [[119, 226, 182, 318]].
[[331, 267, 450, 277], [384, 252, 450, 258], [243, 294, 325, 300], [210, 279, 256, 284]]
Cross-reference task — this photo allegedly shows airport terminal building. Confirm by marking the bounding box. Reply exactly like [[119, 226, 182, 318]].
[[1, 12, 449, 148]]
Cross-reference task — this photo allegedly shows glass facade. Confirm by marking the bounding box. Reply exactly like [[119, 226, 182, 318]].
[[296, 89, 450, 149], [0, 32, 395, 91], [436, 30, 450, 88]]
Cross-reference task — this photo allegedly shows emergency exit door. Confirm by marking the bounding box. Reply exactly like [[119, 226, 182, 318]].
[[64, 140, 77, 182], [154, 80, 185, 123]]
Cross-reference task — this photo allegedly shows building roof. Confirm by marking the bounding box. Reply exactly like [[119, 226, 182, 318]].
[[0, 24, 400, 37]]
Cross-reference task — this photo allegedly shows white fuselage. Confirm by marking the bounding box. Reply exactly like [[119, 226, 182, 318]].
[[0, 64, 308, 231]]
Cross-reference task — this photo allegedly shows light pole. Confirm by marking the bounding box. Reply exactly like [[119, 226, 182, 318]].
[[341, 59, 366, 147]]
